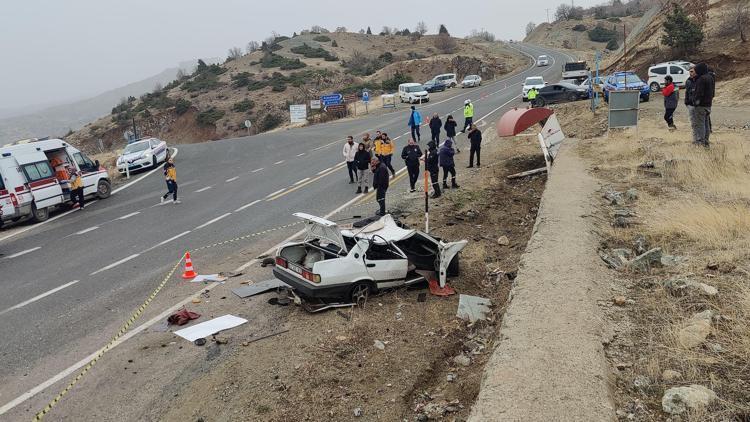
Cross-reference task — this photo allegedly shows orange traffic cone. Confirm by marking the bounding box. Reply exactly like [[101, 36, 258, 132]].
[[182, 252, 197, 279]]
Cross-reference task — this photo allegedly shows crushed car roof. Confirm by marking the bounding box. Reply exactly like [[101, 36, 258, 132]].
[[341, 214, 416, 242]]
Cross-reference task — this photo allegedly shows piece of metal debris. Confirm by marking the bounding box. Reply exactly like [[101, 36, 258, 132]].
[[457, 295, 492, 322]]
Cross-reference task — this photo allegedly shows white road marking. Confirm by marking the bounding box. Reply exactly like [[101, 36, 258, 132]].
[[293, 177, 310, 186], [251, 168, 264, 173], [90, 254, 140, 276], [296, 153, 306, 157], [225, 177, 239, 182], [317, 167, 332, 175], [194, 213, 232, 230], [195, 186, 212, 193], [74, 226, 99, 235], [265, 188, 285, 198], [235, 200, 261, 212], [4, 247, 41, 259], [143, 231, 191, 253], [118, 212, 140, 220], [0, 280, 80, 316], [274, 160, 285, 165]]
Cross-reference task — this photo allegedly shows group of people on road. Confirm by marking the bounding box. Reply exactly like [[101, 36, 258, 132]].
[[343, 100, 482, 216], [659, 62, 715, 148]]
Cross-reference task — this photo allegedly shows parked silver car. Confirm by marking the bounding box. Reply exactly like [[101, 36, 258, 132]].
[[461, 75, 482, 88]]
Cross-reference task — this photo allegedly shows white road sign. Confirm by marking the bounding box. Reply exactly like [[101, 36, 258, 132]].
[[310, 99, 321, 110], [289, 104, 307, 123], [244, 120, 252, 128]]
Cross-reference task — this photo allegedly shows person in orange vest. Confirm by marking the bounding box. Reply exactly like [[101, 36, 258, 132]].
[[69, 169, 85, 210], [378, 132, 396, 177], [161, 157, 180, 204]]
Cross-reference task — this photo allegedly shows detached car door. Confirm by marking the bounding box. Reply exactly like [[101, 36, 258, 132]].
[[438, 240, 468, 287]]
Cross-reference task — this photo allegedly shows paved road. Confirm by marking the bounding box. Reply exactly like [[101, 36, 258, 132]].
[[0, 43, 576, 415]]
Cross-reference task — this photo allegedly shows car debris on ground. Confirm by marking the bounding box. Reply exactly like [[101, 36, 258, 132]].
[[174, 315, 248, 343], [456, 294, 492, 322], [231, 279, 287, 298]]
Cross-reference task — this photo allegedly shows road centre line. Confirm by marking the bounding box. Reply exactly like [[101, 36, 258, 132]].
[[195, 186, 212, 193], [317, 167, 332, 175], [267, 162, 347, 201], [297, 153, 306, 157], [194, 213, 232, 230], [251, 168, 264, 173], [293, 177, 310, 186], [74, 226, 99, 235], [235, 199, 261, 212], [4, 246, 42, 259], [90, 254, 140, 276], [225, 177, 239, 182], [274, 160, 285, 165], [118, 212, 140, 220], [0, 280, 80, 317], [265, 188, 286, 198]]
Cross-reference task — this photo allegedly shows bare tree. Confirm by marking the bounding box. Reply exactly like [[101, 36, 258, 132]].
[[176, 69, 187, 80], [415, 21, 428, 35], [227, 47, 242, 60], [525, 22, 536, 36], [469, 29, 495, 42], [359, 28, 366, 34], [380, 26, 392, 35], [433, 34, 457, 53], [153, 83, 163, 93], [335, 26, 347, 33], [246, 40, 260, 53], [717, 1, 749, 42], [310, 25, 329, 33]]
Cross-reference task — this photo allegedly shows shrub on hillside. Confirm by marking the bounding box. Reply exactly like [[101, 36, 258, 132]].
[[174, 98, 191, 115], [588, 26, 618, 43], [271, 83, 287, 92], [331, 40, 338, 47], [381, 71, 413, 91], [572, 24, 587, 32], [340, 82, 381, 95], [195, 107, 225, 126], [231, 72, 254, 88], [606, 39, 620, 50], [289, 43, 338, 61], [260, 52, 308, 69], [134, 91, 174, 112], [342, 51, 389, 76], [232, 99, 255, 112], [260, 113, 283, 131], [182, 72, 222, 92], [607, 17, 622, 23], [313, 35, 331, 42], [280, 58, 307, 70], [433, 34, 457, 53]]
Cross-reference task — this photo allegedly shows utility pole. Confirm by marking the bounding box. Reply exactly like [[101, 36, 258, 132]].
[[545, 8, 550, 23], [131, 118, 138, 141]]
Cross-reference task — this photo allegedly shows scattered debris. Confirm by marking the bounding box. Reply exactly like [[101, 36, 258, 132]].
[[212, 335, 229, 345], [243, 329, 289, 345], [336, 310, 351, 321], [219, 270, 243, 278], [260, 257, 276, 267], [453, 354, 472, 367], [193, 338, 206, 346], [506, 167, 547, 179], [456, 295, 492, 322], [353, 407, 363, 417], [496, 235, 510, 246], [613, 296, 627, 306], [678, 310, 713, 349], [191, 298, 202, 304], [167, 308, 201, 326], [662, 385, 717, 415], [417, 293, 427, 303], [189, 274, 227, 283], [662, 278, 718, 297], [428, 279, 456, 296], [373, 340, 386, 351], [447, 373, 457, 382], [174, 315, 248, 342], [231, 279, 287, 298], [638, 161, 655, 169]]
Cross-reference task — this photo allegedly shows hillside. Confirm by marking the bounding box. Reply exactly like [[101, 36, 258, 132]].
[[67, 32, 524, 155], [0, 61, 206, 144]]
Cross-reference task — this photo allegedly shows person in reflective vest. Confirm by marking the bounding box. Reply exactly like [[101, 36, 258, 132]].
[[527, 87, 539, 106], [462, 99, 474, 133], [69, 169, 85, 210]]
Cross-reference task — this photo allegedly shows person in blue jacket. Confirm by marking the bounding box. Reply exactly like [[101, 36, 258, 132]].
[[408, 106, 422, 143]]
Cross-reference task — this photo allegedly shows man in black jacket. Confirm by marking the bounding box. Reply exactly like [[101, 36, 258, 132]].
[[425, 141, 441, 198], [371, 157, 390, 216], [691, 63, 715, 147], [401, 138, 423, 192], [429, 113, 442, 144], [467, 124, 482, 167]]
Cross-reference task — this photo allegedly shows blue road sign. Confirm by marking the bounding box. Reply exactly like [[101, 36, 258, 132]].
[[321, 93, 343, 106], [362, 91, 370, 103]]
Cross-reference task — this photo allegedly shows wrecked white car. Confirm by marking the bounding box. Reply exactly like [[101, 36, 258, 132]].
[[272, 213, 467, 303]]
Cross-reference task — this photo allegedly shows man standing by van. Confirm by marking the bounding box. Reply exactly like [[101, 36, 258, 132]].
[[69, 169, 84, 210], [408, 106, 422, 143], [462, 99, 474, 133]]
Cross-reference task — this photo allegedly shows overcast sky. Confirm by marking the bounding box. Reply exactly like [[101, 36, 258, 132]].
[[1, 0, 604, 109]]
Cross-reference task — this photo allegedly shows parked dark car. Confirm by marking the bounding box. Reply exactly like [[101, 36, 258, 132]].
[[532, 82, 590, 106], [423, 79, 447, 93]]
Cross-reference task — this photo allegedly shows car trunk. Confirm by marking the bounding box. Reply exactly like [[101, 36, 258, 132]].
[[278, 242, 344, 271]]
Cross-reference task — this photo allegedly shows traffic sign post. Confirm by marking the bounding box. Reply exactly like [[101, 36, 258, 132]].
[[321, 93, 343, 107], [244, 119, 252, 135]]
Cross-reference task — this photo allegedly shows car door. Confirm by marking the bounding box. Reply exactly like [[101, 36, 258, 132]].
[[363, 240, 408, 284], [72, 151, 100, 195], [437, 240, 468, 287], [650, 66, 667, 86], [18, 160, 63, 208]]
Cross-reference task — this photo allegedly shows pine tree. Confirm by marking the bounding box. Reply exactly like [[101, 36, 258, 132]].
[[661, 4, 704, 55], [438, 24, 449, 35], [366, 26, 372, 35]]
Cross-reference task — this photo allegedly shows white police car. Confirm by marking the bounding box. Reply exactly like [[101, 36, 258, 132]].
[[116, 138, 168, 174]]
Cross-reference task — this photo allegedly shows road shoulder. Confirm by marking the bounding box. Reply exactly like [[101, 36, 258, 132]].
[[469, 138, 616, 421]]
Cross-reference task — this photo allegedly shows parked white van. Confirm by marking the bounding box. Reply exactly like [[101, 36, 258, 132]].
[[432, 73, 458, 88], [0, 138, 111, 224], [398, 83, 429, 104], [647, 62, 691, 92]]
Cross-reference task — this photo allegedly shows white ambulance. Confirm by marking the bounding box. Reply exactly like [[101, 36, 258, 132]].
[[0, 138, 111, 225]]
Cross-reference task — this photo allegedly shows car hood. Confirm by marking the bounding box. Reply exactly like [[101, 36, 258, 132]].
[[119, 151, 148, 161]]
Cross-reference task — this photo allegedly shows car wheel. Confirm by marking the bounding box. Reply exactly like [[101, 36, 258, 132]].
[[451, 82, 456, 88], [97, 179, 111, 199], [567, 93, 579, 102], [650, 82, 660, 92], [350, 281, 374, 306], [31, 203, 49, 222], [534, 97, 546, 107]]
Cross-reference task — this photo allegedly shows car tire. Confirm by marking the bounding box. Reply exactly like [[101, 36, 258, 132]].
[[534, 97, 546, 107], [650, 82, 660, 92], [96, 179, 111, 199], [350, 281, 375, 306], [31, 203, 49, 223], [451, 82, 456, 88], [567, 93, 578, 102]]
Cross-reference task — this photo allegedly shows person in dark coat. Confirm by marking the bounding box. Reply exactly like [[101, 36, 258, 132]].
[[425, 141, 441, 198], [443, 115, 460, 153], [684, 66, 697, 137], [401, 138, 423, 192], [692, 63, 715, 147], [371, 156, 390, 216], [438, 139, 459, 189], [353, 143, 372, 194], [467, 124, 482, 167], [662, 75, 679, 130], [428, 113, 442, 144]]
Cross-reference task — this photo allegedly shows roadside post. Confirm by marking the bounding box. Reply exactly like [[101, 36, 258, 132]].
[[423, 171, 430, 233], [125, 162, 130, 180], [244, 119, 252, 136]]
